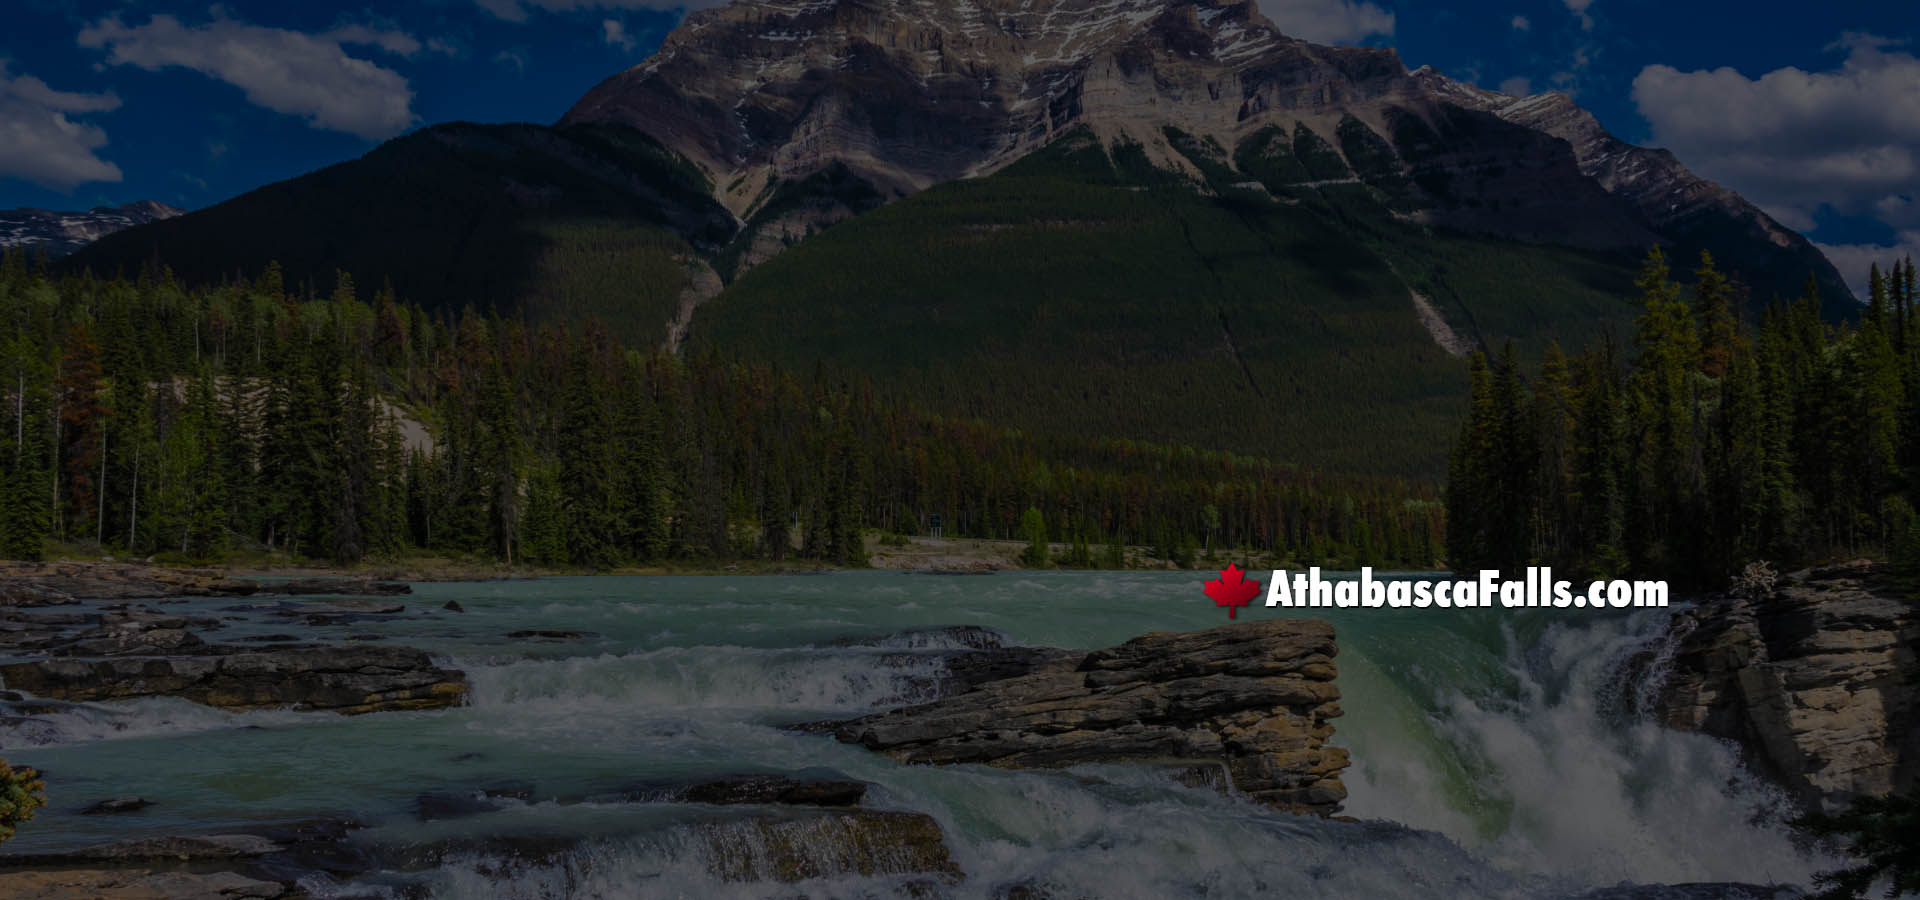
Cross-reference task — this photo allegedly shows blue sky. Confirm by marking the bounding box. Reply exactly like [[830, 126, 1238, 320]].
[[1, 0, 1914, 286]]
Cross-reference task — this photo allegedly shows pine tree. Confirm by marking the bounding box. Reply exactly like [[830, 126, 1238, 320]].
[[1629, 248, 1703, 573], [1694, 251, 1738, 379], [1, 349, 52, 560], [54, 324, 108, 541], [476, 363, 521, 562], [329, 367, 377, 564], [556, 350, 616, 568], [1532, 342, 1575, 563], [1867, 264, 1889, 334], [1020, 506, 1049, 566], [1445, 351, 1495, 574], [520, 461, 565, 565]]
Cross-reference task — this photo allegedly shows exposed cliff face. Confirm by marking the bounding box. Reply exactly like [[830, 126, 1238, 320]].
[[0, 201, 184, 256], [563, 0, 1848, 303], [1417, 69, 1854, 317], [563, 0, 1558, 218], [1650, 561, 1920, 811]]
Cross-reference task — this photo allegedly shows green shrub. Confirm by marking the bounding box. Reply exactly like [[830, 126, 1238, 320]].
[[0, 759, 46, 843]]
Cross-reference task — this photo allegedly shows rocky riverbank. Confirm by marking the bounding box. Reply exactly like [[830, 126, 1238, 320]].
[[0, 568, 464, 717], [827, 619, 1350, 816], [1648, 560, 1919, 811], [0, 775, 957, 898], [0, 562, 409, 606], [0, 645, 466, 715]]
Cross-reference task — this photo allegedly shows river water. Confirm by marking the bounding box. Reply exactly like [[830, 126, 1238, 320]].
[[3, 572, 1830, 898]]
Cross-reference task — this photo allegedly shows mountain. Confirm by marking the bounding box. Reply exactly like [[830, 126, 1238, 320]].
[[70, 125, 733, 347], [63, 0, 1858, 473], [1, 201, 184, 257], [562, 0, 1848, 311]]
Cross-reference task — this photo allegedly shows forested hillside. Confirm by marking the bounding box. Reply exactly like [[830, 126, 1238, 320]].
[[0, 250, 1440, 570], [691, 129, 1647, 477], [1449, 251, 1920, 586], [65, 123, 732, 349]]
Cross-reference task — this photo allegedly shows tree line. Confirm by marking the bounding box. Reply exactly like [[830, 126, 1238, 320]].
[[0, 251, 1439, 569], [1447, 248, 1920, 585]]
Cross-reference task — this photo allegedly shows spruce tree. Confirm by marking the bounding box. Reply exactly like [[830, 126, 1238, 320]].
[[1693, 252, 1739, 379], [556, 350, 616, 568]]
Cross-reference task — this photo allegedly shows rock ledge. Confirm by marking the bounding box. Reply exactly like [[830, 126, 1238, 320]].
[[832, 619, 1348, 815]]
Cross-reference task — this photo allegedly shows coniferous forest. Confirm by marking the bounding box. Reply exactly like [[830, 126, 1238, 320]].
[[0, 250, 1439, 570], [1447, 249, 1920, 586]]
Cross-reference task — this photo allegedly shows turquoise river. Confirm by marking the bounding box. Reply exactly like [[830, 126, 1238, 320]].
[[3, 572, 1834, 898]]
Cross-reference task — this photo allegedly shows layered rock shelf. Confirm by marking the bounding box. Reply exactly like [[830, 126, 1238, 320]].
[[0, 565, 463, 716], [1650, 560, 1919, 810], [830, 619, 1349, 816], [0, 561, 408, 606], [0, 645, 467, 715]]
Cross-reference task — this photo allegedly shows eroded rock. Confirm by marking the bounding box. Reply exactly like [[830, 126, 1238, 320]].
[[0, 645, 468, 715], [1650, 560, 1919, 810], [831, 619, 1348, 816], [696, 810, 960, 884], [78, 797, 155, 816]]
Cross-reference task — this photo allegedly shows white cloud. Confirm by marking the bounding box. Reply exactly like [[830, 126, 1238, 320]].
[[1817, 231, 1920, 298], [323, 24, 424, 58], [494, 48, 529, 74], [78, 14, 418, 141], [603, 19, 636, 51], [1632, 36, 1920, 247], [0, 61, 123, 189], [474, 0, 725, 25], [1498, 76, 1532, 96], [1511, 15, 1531, 31], [1257, 0, 1395, 44], [1564, 0, 1595, 31]]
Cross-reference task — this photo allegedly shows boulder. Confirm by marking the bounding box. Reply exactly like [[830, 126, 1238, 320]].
[[78, 797, 155, 815], [0, 645, 468, 715], [1649, 560, 1919, 810], [831, 619, 1348, 816]]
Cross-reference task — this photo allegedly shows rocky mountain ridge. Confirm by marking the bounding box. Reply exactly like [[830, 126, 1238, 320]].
[[563, 0, 1847, 307], [0, 202, 184, 257]]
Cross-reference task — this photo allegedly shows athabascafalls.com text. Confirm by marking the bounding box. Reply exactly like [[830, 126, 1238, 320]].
[[1265, 567, 1669, 610]]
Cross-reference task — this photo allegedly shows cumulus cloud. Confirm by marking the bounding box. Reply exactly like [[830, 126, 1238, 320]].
[[1632, 34, 1920, 279], [1498, 76, 1533, 96], [603, 19, 636, 51], [78, 14, 418, 140], [494, 48, 529, 74], [1511, 15, 1531, 31], [474, 0, 725, 24], [323, 24, 425, 58], [1818, 232, 1920, 297], [1564, 0, 1595, 31], [1257, 0, 1396, 44], [0, 61, 123, 189]]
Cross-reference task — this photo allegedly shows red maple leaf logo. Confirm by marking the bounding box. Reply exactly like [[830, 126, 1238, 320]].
[[1202, 564, 1261, 620]]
